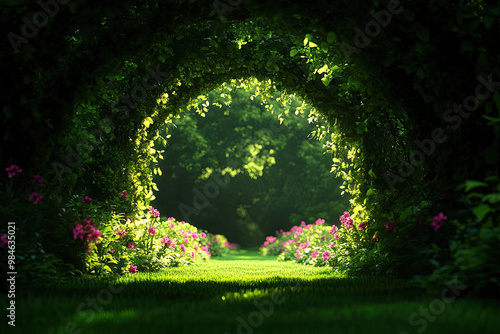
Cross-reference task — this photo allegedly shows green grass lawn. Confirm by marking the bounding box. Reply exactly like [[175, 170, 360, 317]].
[[4, 250, 500, 334]]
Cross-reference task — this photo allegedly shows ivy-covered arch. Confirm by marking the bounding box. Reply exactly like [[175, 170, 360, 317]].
[[2, 0, 499, 287]]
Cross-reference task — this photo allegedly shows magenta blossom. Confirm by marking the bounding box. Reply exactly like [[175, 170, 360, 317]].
[[431, 212, 448, 231], [311, 250, 319, 258], [120, 190, 128, 198], [73, 224, 85, 240], [180, 244, 186, 253], [385, 220, 397, 233], [328, 242, 335, 248], [167, 217, 174, 220], [116, 229, 127, 239], [150, 207, 160, 218], [315, 218, 325, 225], [322, 251, 331, 261], [200, 232, 206, 238], [5, 164, 22, 178], [339, 211, 354, 230], [30, 174, 44, 186], [191, 251, 195, 259], [0, 234, 9, 248], [358, 222, 367, 230], [128, 243, 137, 250], [129, 264, 137, 274], [147, 226, 156, 235], [82, 196, 93, 204], [333, 234, 340, 240], [28, 192, 43, 204], [86, 226, 103, 243], [329, 225, 338, 235], [109, 249, 115, 254], [294, 227, 304, 238], [161, 237, 175, 248]]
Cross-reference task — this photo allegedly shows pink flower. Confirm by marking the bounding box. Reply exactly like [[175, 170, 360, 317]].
[[109, 249, 115, 254], [0, 234, 9, 247], [180, 244, 186, 253], [167, 217, 174, 220], [5, 164, 22, 178], [333, 234, 340, 240], [329, 225, 338, 234], [431, 212, 448, 231], [116, 229, 127, 238], [129, 264, 137, 274], [358, 222, 367, 230], [315, 218, 325, 225], [328, 242, 335, 248], [201, 246, 208, 252], [86, 226, 102, 243], [191, 232, 199, 239], [184, 237, 189, 244], [161, 237, 175, 248], [194, 246, 198, 251], [339, 211, 354, 230], [322, 251, 331, 261], [300, 221, 306, 226], [120, 190, 128, 198], [28, 192, 43, 204], [372, 236, 379, 242], [147, 226, 156, 235], [305, 224, 312, 230], [30, 174, 43, 186], [150, 207, 160, 218], [200, 232, 206, 238], [294, 227, 304, 238], [169, 222, 175, 228], [191, 251, 195, 258], [82, 196, 93, 204], [73, 224, 85, 240], [385, 220, 396, 233], [128, 243, 137, 250], [311, 250, 319, 258], [266, 236, 277, 243]]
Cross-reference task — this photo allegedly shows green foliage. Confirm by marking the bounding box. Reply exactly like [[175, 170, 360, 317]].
[[1, 0, 500, 291]]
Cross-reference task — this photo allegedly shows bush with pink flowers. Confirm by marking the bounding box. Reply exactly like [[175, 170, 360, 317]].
[[260, 215, 386, 273], [66, 192, 237, 275]]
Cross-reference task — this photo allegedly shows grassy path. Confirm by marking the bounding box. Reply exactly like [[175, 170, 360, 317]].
[[5, 250, 500, 334]]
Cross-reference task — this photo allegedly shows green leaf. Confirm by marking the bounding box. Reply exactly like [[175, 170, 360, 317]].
[[290, 49, 298, 57], [320, 42, 328, 53], [464, 180, 488, 192], [472, 204, 491, 222], [317, 64, 328, 74], [327, 32, 336, 44], [384, 54, 395, 67], [415, 24, 430, 42], [321, 74, 333, 87], [461, 40, 475, 52], [308, 41, 318, 48]]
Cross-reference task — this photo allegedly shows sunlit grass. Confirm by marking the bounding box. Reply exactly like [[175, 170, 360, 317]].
[[6, 250, 500, 334]]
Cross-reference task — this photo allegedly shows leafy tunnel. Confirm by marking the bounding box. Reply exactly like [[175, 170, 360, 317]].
[[1, 0, 499, 291]]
